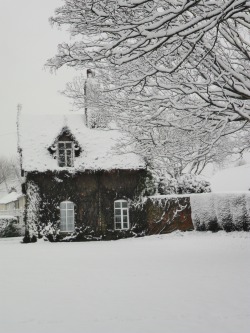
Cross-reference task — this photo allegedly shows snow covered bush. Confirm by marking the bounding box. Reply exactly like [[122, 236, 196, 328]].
[[72, 226, 101, 241], [24, 181, 41, 241], [58, 225, 144, 242], [160, 174, 211, 195], [191, 194, 219, 232], [0, 217, 21, 237], [191, 193, 250, 232], [41, 222, 60, 242], [22, 230, 37, 243], [229, 194, 249, 231]]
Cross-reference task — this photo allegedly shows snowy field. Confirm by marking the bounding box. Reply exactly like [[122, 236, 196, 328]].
[[0, 232, 249, 333]]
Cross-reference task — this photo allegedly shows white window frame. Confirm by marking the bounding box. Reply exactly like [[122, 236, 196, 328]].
[[114, 199, 129, 230], [60, 201, 75, 232], [57, 141, 74, 167]]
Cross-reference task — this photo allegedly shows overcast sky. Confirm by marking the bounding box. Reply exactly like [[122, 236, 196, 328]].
[[0, 0, 81, 157]]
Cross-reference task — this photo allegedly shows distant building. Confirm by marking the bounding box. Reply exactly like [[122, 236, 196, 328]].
[[0, 189, 25, 234]]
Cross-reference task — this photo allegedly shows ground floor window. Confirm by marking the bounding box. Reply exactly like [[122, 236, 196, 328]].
[[114, 200, 129, 230], [60, 201, 74, 232]]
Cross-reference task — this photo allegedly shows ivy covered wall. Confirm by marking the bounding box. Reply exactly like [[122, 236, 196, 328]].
[[24, 169, 151, 240]]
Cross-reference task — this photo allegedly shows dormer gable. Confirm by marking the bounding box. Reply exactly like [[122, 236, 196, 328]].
[[48, 127, 81, 168]]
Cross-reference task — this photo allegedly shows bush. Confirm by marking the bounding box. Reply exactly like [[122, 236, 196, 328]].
[[40, 222, 60, 242], [160, 174, 211, 195], [30, 235, 37, 243], [0, 218, 21, 237], [22, 229, 37, 243], [22, 230, 31, 243], [41, 224, 144, 242], [191, 193, 250, 232], [207, 219, 221, 232]]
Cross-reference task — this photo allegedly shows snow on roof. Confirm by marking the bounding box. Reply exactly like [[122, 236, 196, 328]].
[[210, 164, 250, 192], [18, 113, 145, 172], [0, 192, 23, 204], [0, 215, 17, 220]]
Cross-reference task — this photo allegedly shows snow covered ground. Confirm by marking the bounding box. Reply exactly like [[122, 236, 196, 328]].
[[210, 164, 250, 192], [0, 232, 249, 333]]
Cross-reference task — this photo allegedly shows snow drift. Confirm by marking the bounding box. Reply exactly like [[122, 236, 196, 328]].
[[210, 164, 250, 192]]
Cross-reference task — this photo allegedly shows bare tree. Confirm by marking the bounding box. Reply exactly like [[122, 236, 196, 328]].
[[0, 157, 22, 195]]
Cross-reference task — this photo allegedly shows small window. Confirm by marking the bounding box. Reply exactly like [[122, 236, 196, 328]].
[[114, 200, 129, 230], [58, 141, 74, 167], [60, 201, 75, 232]]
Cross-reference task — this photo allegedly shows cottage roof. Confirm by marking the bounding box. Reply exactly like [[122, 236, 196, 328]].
[[18, 113, 146, 172], [0, 192, 23, 204]]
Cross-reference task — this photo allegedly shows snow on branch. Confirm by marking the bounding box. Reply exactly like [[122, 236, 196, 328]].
[[46, 0, 250, 173]]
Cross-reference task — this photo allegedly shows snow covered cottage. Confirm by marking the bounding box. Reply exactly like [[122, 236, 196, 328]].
[[18, 113, 150, 240]]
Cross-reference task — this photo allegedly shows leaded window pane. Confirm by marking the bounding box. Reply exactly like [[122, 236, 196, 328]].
[[122, 201, 128, 208], [115, 216, 121, 222], [61, 210, 66, 218], [123, 209, 127, 216], [66, 142, 72, 149], [123, 216, 128, 223], [123, 223, 128, 229], [60, 218, 67, 232], [58, 143, 64, 149], [58, 151, 65, 167], [66, 155, 72, 167], [115, 202, 121, 208], [66, 149, 72, 156], [67, 211, 74, 218], [61, 216, 66, 223], [67, 223, 74, 232], [115, 223, 121, 229]]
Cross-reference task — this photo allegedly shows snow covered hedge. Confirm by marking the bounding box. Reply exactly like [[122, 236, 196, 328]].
[[191, 192, 250, 232], [147, 192, 250, 234]]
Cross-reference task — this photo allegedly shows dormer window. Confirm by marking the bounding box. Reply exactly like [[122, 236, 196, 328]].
[[48, 127, 81, 166], [58, 141, 74, 167]]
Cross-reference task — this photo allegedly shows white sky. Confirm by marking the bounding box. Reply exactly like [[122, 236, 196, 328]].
[[0, 0, 81, 157]]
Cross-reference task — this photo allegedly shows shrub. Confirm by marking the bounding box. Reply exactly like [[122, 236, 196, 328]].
[[0, 218, 21, 237], [161, 174, 211, 195], [30, 235, 37, 243], [191, 193, 250, 232], [207, 219, 221, 232], [22, 229, 37, 243], [22, 230, 31, 243], [40, 222, 60, 242]]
